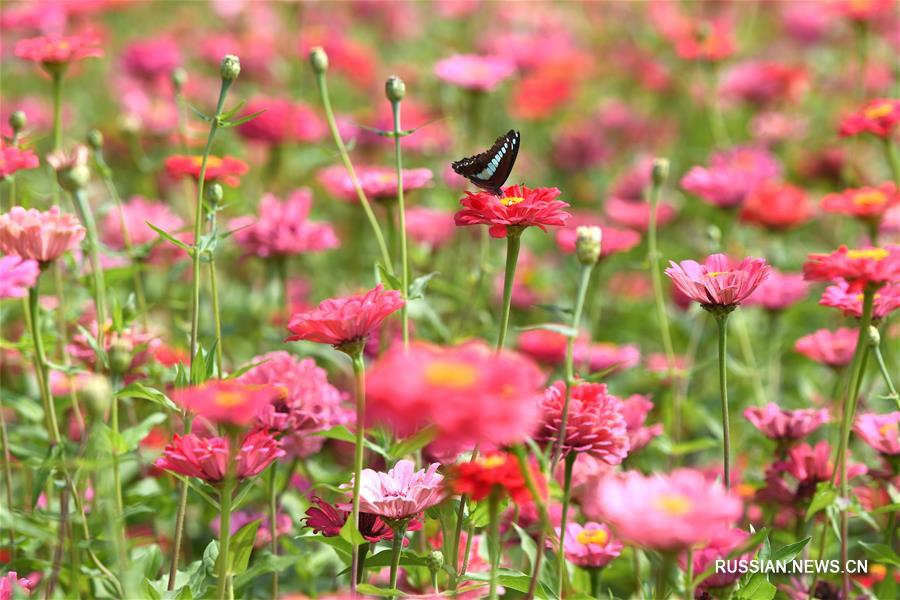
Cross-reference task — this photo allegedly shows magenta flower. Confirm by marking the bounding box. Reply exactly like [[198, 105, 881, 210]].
[[574, 341, 641, 375], [744, 404, 829, 442], [681, 146, 781, 208], [317, 165, 433, 202], [154, 430, 285, 484], [665, 254, 770, 311], [854, 412, 900, 455], [758, 441, 867, 507], [560, 522, 623, 568], [820, 279, 900, 320], [0, 206, 85, 264], [433, 54, 515, 92], [236, 97, 325, 145], [1, 143, 40, 178], [679, 528, 756, 590], [120, 36, 181, 81], [347, 460, 445, 521], [744, 269, 809, 311], [404, 206, 456, 249], [100, 196, 188, 265], [0, 255, 39, 299], [303, 496, 420, 544], [793, 327, 858, 367]]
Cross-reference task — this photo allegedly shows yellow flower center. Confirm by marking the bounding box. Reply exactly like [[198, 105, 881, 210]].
[[706, 271, 731, 278], [869, 564, 887, 578], [424, 360, 478, 389], [852, 191, 887, 207], [654, 493, 692, 515], [735, 483, 756, 498], [500, 196, 525, 207], [215, 391, 244, 407], [846, 248, 889, 261], [576, 528, 609, 546], [193, 156, 223, 169], [477, 454, 507, 469], [878, 422, 897, 437], [864, 101, 893, 120]]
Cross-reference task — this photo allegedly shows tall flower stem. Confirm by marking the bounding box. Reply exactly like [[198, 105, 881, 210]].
[[513, 445, 555, 598], [208, 210, 225, 375], [70, 188, 108, 350], [390, 94, 410, 347], [49, 71, 64, 203], [496, 231, 522, 352], [870, 331, 899, 404], [714, 312, 732, 490], [766, 311, 784, 403], [684, 549, 694, 600], [215, 445, 237, 600], [388, 521, 408, 590], [267, 463, 279, 598], [349, 353, 367, 596], [27, 280, 60, 444], [487, 488, 502, 600], [166, 413, 194, 590], [108, 374, 127, 569], [0, 375, 16, 556], [311, 61, 393, 274], [556, 452, 577, 598]]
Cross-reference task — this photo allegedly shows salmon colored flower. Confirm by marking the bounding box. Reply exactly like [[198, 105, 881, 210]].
[[448, 452, 542, 504], [681, 146, 781, 208], [794, 327, 858, 367], [434, 54, 515, 92], [744, 404, 829, 441], [740, 182, 813, 230], [0, 143, 40, 178], [455, 185, 570, 239], [286, 284, 404, 350], [674, 19, 735, 62], [317, 165, 433, 202], [14, 32, 103, 66], [744, 269, 809, 311], [172, 381, 286, 427], [665, 254, 770, 311], [0, 255, 39, 299], [154, 429, 285, 484], [839, 98, 900, 138], [854, 412, 900, 455], [560, 522, 623, 568], [235, 97, 325, 145], [802, 245, 900, 289], [164, 155, 249, 186], [347, 460, 445, 521], [821, 183, 900, 224], [0, 206, 85, 264], [536, 381, 630, 463], [229, 190, 338, 258]]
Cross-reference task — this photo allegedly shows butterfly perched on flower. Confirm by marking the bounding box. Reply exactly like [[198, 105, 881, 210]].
[[451, 130, 520, 196]]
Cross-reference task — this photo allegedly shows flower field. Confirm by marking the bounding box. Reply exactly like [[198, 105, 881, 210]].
[[1, 1, 899, 599]]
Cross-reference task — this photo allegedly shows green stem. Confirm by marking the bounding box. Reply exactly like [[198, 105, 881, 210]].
[[514, 445, 555, 599], [556, 452, 576, 598], [50, 72, 63, 203], [167, 412, 194, 590], [215, 451, 236, 600], [884, 138, 900, 190], [487, 488, 501, 600], [871, 334, 899, 404], [0, 378, 16, 556], [28, 281, 60, 444], [70, 188, 108, 350], [449, 496, 468, 590], [590, 567, 602, 598], [313, 70, 393, 273], [389, 522, 408, 590], [391, 99, 410, 347], [715, 313, 732, 490], [685, 548, 694, 600], [208, 229, 224, 375], [766, 311, 784, 403], [109, 374, 127, 570], [268, 463, 279, 598], [632, 549, 643, 599], [349, 353, 367, 596], [496, 232, 522, 352]]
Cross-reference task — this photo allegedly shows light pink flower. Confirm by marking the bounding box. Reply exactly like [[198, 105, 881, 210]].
[[0, 206, 85, 264], [820, 279, 900, 320], [854, 412, 900, 455], [744, 269, 809, 311], [154, 429, 285, 484], [318, 165, 433, 202], [605, 196, 676, 231], [348, 460, 445, 521], [405, 206, 456, 249], [100, 196, 187, 265], [0, 255, 39, 299], [665, 254, 771, 309], [560, 522, 623, 568], [744, 404, 829, 441], [434, 54, 515, 92], [620, 394, 663, 451], [793, 327, 858, 367], [681, 146, 781, 208], [574, 341, 641, 375]]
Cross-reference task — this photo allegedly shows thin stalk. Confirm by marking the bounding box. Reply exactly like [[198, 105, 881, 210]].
[[884, 138, 900, 190], [632, 549, 643, 599], [208, 222, 224, 375], [391, 98, 410, 347], [715, 313, 732, 490], [70, 188, 108, 350], [685, 549, 694, 600], [268, 463, 279, 598], [871, 333, 899, 404], [28, 281, 60, 444], [556, 452, 577, 598], [50, 71, 63, 202], [487, 488, 502, 600], [53, 264, 84, 433], [734, 312, 767, 406], [349, 353, 367, 596], [766, 311, 784, 403], [496, 232, 522, 352], [388, 522, 408, 590], [109, 374, 127, 570], [215, 447, 236, 600], [0, 388, 14, 556], [449, 496, 468, 590], [312, 70, 393, 273], [166, 414, 193, 590], [514, 445, 555, 599], [590, 567, 602, 598]]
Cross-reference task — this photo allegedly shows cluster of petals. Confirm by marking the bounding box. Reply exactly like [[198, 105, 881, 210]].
[[433, 53, 516, 92], [448, 452, 542, 505], [536, 381, 630, 463], [554, 213, 640, 257], [0, 206, 85, 264], [100, 196, 187, 264], [0, 571, 37, 598], [802, 245, 900, 289], [680, 528, 755, 590], [839, 98, 900, 138], [719, 60, 808, 107], [820, 279, 900, 320], [1, 143, 40, 178], [758, 441, 866, 506], [854, 412, 900, 455], [154, 429, 285, 484], [236, 97, 325, 145], [120, 36, 181, 80], [681, 146, 781, 208], [620, 394, 664, 451], [347, 460, 445, 521], [404, 206, 456, 249], [164, 155, 249, 187], [317, 165, 433, 202], [744, 404, 829, 441], [454, 185, 570, 239], [821, 183, 900, 224], [665, 253, 770, 309], [740, 182, 813, 230], [172, 380, 287, 427], [366, 341, 544, 455], [0, 255, 39, 299], [793, 327, 858, 367], [744, 269, 809, 311], [584, 468, 742, 551], [303, 495, 417, 544], [561, 522, 623, 568], [229, 190, 339, 258], [286, 284, 404, 347], [14, 32, 103, 65]]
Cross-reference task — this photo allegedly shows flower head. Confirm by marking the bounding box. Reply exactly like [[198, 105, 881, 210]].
[[561, 522, 623, 568], [448, 452, 542, 504], [665, 254, 770, 311], [404, 206, 456, 249], [303, 495, 420, 543], [744, 269, 809, 311], [740, 182, 813, 230], [15, 32, 103, 67], [317, 165, 433, 202], [434, 54, 515, 92], [120, 36, 181, 81], [605, 196, 676, 231], [820, 279, 900, 320], [172, 381, 286, 427], [822, 183, 900, 224], [794, 327, 858, 367], [0, 143, 40, 178], [802, 245, 900, 290], [0, 255, 39, 299], [744, 404, 829, 441], [0, 206, 85, 264], [719, 60, 808, 107], [555, 214, 640, 258], [681, 146, 781, 208], [346, 460, 445, 521], [154, 429, 285, 484], [235, 97, 325, 145], [854, 412, 900, 455], [164, 155, 249, 187], [758, 441, 866, 507], [839, 98, 900, 138], [454, 185, 570, 239]]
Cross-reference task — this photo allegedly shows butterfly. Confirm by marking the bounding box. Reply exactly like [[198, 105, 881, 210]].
[[451, 129, 520, 196]]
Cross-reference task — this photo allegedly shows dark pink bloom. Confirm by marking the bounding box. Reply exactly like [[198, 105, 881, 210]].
[[854, 412, 900, 455], [803, 245, 900, 290], [679, 528, 756, 590], [681, 146, 781, 208], [404, 206, 456, 249], [286, 284, 404, 348], [719, 61, 808, 107], [120, 36, 181, 81], [454, 185, 570, 239], [758, 441, 867, 506], [0, 255, 39, 299], [14, 32, 103, 65], [744, 404, 830, 441], [235, 97, 325, 145], [433, 54, 515, 92], [665, 254, 771, 310], [0, 144, 40, 178], [172, 381, 287, 427], [820, 279, 900, 320], [839, 98, 900, 138], [794, 327, 858, 368], [349, 460, 445, 521], [154, 429, 285, 484], [620, 394, 663, 451], [744, 269, 809, 311], [560, 522, 623, 568], [303, 496, 419, 544], [0, 571, 37, 598], [781, 4, 834, 44], [574, 341, 641, 375], [100, 196, 187, 265], [317, 165, 433, 202], [0, 206, 85, 264]]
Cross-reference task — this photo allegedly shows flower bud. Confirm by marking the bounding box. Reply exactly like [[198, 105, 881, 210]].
[[426, 550, 444, 574], [385, 76, 406, 103], [205, 183, 224, 208], [867, 325, 880, 347], [81, 374, 113, 417], [220, 54, 241, 81], [109, 339, 134, 376], [9, 110, 26, 135], [651, 158, 669, 186], [47, 146, 91, 192], [87, 129, 104, 151], [575, 226, 602, 265], [309, 47, 329, 74], [172, 67, 187, 92]]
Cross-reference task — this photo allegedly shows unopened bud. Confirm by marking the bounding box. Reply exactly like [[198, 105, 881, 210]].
[[652, 158, 669, 186], [9, 110, 26, 135], [426, 550, 444, 573], [575, 226, 602, 265], [56, 165, 90, 192], [867, 325, 880, 347], [87, 129, 104, 151], [109, 339, 134, 376], [205, 183, 224, 207], [220, 54, 241, 81], [385, 76, 406, 103], [47, 146, 91, 192], [172, 67, 187, 92], [309, 47, 329, 74], [81, 374, 112, 417]]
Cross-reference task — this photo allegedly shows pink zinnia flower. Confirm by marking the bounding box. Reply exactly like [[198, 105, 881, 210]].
[[665, 254, 771, 310], [560, 522, 623, 568], [229, 190, 339, 259], [681, 146, 781, 208], [404, 206, 456, 249], [620, 394, 664, 451], [744, 404, 829, 441], [366, 341, 544, 455], [854, 412, 900, 455], [317, 165, 433, 202], [820, 279, 900, 320], [605, 196, 676, 231], [347, 460, 445, 521], [172, 381, 286, 427], [303, 496, 420, 544], [433, 54, 515, 92], [744, 269, 809, 311], [236, 97, 325, 145], [536, 381, 630, 463], [0, 206, 85, 264], [0, 255, 39, 299], [719, 61, 808, 107], [15, 32, 103, 66], [740, 182, 813, 231], [120, 36, 181, 81], [574, 341, 642, 375], [455, 185, 569, 239], [821, 183, 900, 225], [164, 155, 249, 187], [758, 441, 867, 506], [584, 468, 742, 551], [794, 327, 858, 368], [517, 328, 568, 365], [803, 245, 900, 290], [286, 284, 404, 349], [679, 528, 756, 590], [0, 144, 40, 178], [0, 571, 37, 598], [100, 196, 187, 265], [154, 429, 285, 484], [555, 213, 640, 258], [839, 98, 900, 138]]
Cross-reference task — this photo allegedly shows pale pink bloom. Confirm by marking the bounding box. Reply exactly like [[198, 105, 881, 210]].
[[560, 522, 623, 568], [781, 3, 834, 44], [681, 146, 781, 208], [404, 206, 456, 249], [854, 412, 900, 455], [744, 404, 829, 441], [48, 370, 92, 397], [793, 327, 858, 367], [433, 54, 515, 92], [750, 110, 809, 144], [199, 33, 277, 79], [120, 36, 181, 81], [154, 429, 285, 484], [0, 255, 39, 298], [0, 206, 85, 264], [820, 279, 900, 320], [229, 190, 339, 258], [665, 254, 770, 309], [45, 144, 89, 173], [584, 468, 742, 551], [100, 196, 187, 265], [348, 460, 445, 521], [744, 269, 809, 310], [620, 394, 663, 451], [318, 165, 433, 202], [679, 528, 755, 589], [117, 78, 178, 135]]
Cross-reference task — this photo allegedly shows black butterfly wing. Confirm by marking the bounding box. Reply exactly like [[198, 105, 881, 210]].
[[451, 130, 520, 195]]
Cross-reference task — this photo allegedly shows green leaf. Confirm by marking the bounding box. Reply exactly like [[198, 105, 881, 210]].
[[734, 573, 776, 600], [657, 436, 719, 457], [146, 222, 193, 253], [95, 421, 127, 455], [316, 425, 387, 457], [871, 502, 900, 514], [408, 271, 439, 299], [117, 382, 177, 411], [389, 426, 437, 460], [860, 542, 900, 567], [141, 578, 162, 600], [222, 109, 267, 128], [31, 444, 62, 510], [218, 100, 247, 120], [232, 553, 295, 591], [464, 570, 531, 593], [75, 324, 109, 368], [121, 412, 168, 451], [772, 537, 811, 562], [376, 263, 402, 291], [806, 482, 837, 521], [515, 323, 578, 338], [356, 583, 404, 596], [221, 519, 261, 574], [187, 104, 212, 122], [339, 518, 367, 547]]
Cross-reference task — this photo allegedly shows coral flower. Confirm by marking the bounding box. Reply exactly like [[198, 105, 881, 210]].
[[583, 468, 742, 551], [620, 394, 664, 451], [680, 146, 781, 208], [802, 245, 900, 290], [448, 452, 542, 505], [454, 185, 570, 239], [560, 522, 623, 568], [172, 381, 286, 427], [286, 284, 404, 350], [744, 269, 809, 311], [229, 190, 339, 258], [0, 255, 39, 299], [740, 182, 813, 230], [665, 254, 770, 311], [821, 183, 900, 225], [154, 429, 285, 484], [821, 279, 900, 320], [366, 341, 544, 455], [14, 32, 103, 66], [303, 496, 419, 544], [404, 206, 456, 249], [433, 54, 515, 92], [236, 97, 325, 145], [679, 528, 755, 590], [535, 381, 630, 463], [794, 327, 858, 368], [348, 460, 445, 521], [854, 412, 900, 455], [839, 98, 900, 138], [744, 404, 830, 441], [164, 155, 249, 187], [0, 144, 40, 178], [317, 165, 433, 202], [0, 206, 85, 264], [100, 196, 187, 264]]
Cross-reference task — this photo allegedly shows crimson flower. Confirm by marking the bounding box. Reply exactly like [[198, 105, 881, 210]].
[[164, 155, 249, 187], [821, 183, 900, 225], [665, 254, 770, 312], [740, 182, 813, 230], [839, 98, 900, 138], [757, 441, 866, 507], [802, 245, 900, 290], [454, 185, 570, 239], [14, 32, 103, 67], [303, 496, 421, 543], [154, 429, 285, 484]]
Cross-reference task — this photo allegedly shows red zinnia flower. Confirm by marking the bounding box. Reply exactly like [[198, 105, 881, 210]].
[[821, 183, 900, 225], [0, 143, 40, 178], [454, 185, 570, 239], [164, 155, 249, 187], [448, 452, 543, 505], [14, 32, 103, 66], [740, 182, 813, 230], [171, 381, 286, 427], [802, 245, 900, 290], [839, 98, 900, 138], [665, 254, 771, 310], [154, 429, 285, 484]]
